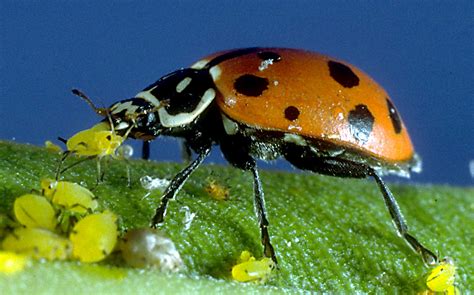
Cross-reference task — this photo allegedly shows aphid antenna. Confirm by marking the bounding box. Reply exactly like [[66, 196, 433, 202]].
[[72, 89, 108, 117]]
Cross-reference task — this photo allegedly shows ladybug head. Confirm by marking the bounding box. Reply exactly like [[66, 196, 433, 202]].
[[71, 88, 163, 141], [107, 97, 164, 140], [73, 68, 216, 141], [115, 68, 216, 139]]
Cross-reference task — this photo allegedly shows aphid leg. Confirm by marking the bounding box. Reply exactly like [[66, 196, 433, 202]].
[[97, 157, 104, 184], [150, 146, 211, 228], [250, 164, 278, 265], [124, 159, 131, 188], [96, 156, 111, 185], [142, 141, 150, 160], [59, 156, 95, 177], [56, 151, 71, 180], [370, 170, 438, 266]]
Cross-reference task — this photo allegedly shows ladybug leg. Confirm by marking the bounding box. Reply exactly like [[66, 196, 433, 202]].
[[220, 137, 278, 264], [150, 146, 211, 228], [370, 170, 438, 266], [250, 164, 278, 265], [180, 139, 193, 163], [141, 141, 150, 160]]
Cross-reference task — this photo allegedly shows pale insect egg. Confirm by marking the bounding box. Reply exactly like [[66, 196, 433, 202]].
[[121, 228, 183, 272]]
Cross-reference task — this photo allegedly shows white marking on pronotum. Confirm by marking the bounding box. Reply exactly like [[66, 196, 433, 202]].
[[158, 88, 216, 127], [175, 77, 192, 93], [221, 114, 239, 135], [135, 90, 161, 107], [111, 101, 139, 115], [283, 134, 307, 146], [209, 65, 222, 81], [191, 59, 208, 69]]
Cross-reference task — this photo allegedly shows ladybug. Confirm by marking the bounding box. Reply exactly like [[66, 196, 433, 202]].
[[79, 47, 437, 266]]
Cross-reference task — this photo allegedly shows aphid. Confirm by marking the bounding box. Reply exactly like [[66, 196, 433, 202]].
[[205, 179, 230, 201], [231, 250, 275, 282], [2, 227, 71, 260], [57, 120, 126, 181], [69, 210, 118, 262], [0, 251, 29, 275], [13, 194, 57, 230], [426, 258, 456, 292], [41, 179, 98, 214], [120, 228, 183, 272], [65, 121, 124, 157], [44, 140, 63, 153], [80, 47, 437, 266]]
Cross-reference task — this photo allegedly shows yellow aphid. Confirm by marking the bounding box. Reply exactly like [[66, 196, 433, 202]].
[[66, 122, 124, 157], [0, 251, 29, 275], [426, 258, 456, 292], [2, 227, 71, 260], [14, 194, 57, 230], [44, 140, 63, 153], [232, 251, 275, 283], [446, 285, 461, 295], [41, 179, 98, 214], [205, 179, 230, 201], [69, 211, 118, 262]]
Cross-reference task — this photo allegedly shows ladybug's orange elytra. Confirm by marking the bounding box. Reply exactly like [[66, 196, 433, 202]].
[[200, 48, 413, 164]]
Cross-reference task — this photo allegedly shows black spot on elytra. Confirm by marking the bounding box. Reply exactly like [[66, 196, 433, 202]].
[[386, 98, 402, 134], [348, 104, 374, 144], [284, 106, 300, 121], [328, 60, 359, 88], [257, 51, 282, 62], [234, 74, 269, 97]]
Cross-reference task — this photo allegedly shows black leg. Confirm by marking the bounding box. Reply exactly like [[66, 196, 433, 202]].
[[150, 146, 211, 228], [180, 139, 193, 163], [250, 164, 278, 264], [142, 141, 150, 160], [370, 170, 438, 266], [220, 135, 278, 264]]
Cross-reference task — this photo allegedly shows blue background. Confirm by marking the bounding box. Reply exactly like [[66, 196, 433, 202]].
[[1, 1, 473, 185]]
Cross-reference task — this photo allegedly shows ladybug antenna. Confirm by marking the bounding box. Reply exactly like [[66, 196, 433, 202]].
[[72, 89, 108, 117]]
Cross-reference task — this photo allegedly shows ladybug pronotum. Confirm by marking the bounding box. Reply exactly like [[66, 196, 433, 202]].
[[78, 47, 437, 266]]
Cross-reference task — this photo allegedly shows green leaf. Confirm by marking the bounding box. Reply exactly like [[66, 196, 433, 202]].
[[0, 141, 472, 293]]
